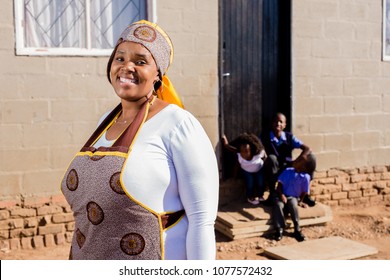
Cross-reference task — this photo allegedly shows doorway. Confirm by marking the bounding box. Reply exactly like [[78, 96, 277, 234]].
[[219, 0, 292, 179]]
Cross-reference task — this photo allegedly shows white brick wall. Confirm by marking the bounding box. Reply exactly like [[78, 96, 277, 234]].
[[292, 0, 390, 170]]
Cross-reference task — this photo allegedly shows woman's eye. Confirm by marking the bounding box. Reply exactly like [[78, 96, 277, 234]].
[[136, 60, 146, 65], [115, 56, 124, 62]]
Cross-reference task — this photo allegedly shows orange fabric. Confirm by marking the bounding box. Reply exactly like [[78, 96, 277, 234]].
[[156, 75, 184, 109]]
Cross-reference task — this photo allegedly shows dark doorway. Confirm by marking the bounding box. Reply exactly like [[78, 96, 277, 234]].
[[219, 0, 291, 180]]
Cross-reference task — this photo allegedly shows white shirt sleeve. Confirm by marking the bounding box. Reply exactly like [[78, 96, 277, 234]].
[[169, 115, 219, 260]]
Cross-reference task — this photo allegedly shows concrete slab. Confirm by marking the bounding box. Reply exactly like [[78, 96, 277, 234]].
[[216, 202, 332, 240], [263, 236, 378, 260]]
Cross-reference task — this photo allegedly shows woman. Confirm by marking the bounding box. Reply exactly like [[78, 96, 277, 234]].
[[61, 20, 219, 260]]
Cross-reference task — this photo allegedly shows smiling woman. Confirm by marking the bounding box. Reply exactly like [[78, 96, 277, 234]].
[[60, 20, 219, 260]]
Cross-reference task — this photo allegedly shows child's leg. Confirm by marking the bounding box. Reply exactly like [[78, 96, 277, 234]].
[[254, 170, 265, 199], [272, 199, 286, 229], [286, 197, 300, 231], [242, 170, 255, 198]]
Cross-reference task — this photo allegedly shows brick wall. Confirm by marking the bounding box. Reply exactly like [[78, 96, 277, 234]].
[[292, 0, 390, 171], [219, 164, 390, 207]]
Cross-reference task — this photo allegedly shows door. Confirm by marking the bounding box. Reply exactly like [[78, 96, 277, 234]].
[[219, 0, 291, 179]]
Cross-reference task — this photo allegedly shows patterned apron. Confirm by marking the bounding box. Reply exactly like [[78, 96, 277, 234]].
[[61, 98, 183, 260]]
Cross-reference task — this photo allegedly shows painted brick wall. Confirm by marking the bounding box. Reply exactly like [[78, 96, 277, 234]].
[[291, 0, 390, 171]]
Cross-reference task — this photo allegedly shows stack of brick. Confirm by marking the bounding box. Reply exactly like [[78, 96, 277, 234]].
[[0, 195, 73, 253], [312, 165, 390, 207]]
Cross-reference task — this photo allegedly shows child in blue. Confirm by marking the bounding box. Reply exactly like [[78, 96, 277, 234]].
[[222, 133, 267, 205], [273, 152, 316, 242]]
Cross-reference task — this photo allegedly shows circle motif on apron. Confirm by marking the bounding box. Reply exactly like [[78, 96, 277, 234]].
[[66, 169, 79, 191], [120, 233, 145, 255], [86, 201, 104, 225], [109, 172, 126, 195], [76, 228, 86, 248]]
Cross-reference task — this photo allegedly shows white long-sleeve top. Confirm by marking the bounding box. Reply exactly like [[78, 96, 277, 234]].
[[93, 104, 219, 260]]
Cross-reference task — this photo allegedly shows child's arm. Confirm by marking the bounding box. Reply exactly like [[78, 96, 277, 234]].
[[221, 135, 238, 153], [276, 182, 287, 203], [298, 192, 309, 208]]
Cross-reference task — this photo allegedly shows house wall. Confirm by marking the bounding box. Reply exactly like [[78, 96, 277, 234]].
[[0, 0, 219, 202], [291, 0, 390, 171]]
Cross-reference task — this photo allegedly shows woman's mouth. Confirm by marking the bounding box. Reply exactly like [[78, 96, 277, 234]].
[[118, 76, 138, 86]]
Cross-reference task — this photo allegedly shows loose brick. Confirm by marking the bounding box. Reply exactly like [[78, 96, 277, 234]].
[[32, 235, 44, 249], [363, 189, 378, 197], [354, 197, 370, 206], [21, 237, 32, 249], [38, 224, 64, 235], [0, 240, 10, 251], [381, 172, 390, 180], [65, 232, 73, 243], [44, 234, 55, 247], [23, 196, 50, 208], [0, 218, 24, 230], [0, 210, 10, 220], [66, 222, 75, 231], [52, 213, 74, 224], [9, 228, 35, 238], [348, 190, 362, 199], [332, 192, 348, 200], [342, 183, 358, 191], [9, 238, 21, 250], [357, 182, 373, 190], [24, 217, 38, 228], [10, 208, 36, 217], [37, 205, 63, 216], [351, 174, 367, 183], [339, 199, 354, 207], [369, 196, 383, 204], [373, 165, 387, 173], [335, 175, 350, 184], [55, 233, 65, 245], [0, 230, 9, 239], [318, 177, 336, 184]]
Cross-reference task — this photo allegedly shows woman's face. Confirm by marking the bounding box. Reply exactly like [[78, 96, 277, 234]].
[[110, 41, 159, 102]]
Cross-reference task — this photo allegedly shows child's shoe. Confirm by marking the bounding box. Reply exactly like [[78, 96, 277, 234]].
[[247, 197, 259, 205], [294, 230, 306, 242], [274, 228, 283, 241]]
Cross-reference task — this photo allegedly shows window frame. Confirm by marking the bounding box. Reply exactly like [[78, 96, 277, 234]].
[[383, 0, 390, 61], [14, 0, 156, 56]]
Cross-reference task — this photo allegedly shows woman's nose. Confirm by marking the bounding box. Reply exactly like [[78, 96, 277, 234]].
[[122, 61, 135, 72]]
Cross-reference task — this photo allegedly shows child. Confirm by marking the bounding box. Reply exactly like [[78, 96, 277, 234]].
[[261, 112, 311, 200], [272, 152, 316, 242], [222, 133, 267, 205]]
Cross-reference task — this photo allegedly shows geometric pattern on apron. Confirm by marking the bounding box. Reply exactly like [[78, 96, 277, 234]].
[[61, 153, 162, 260]]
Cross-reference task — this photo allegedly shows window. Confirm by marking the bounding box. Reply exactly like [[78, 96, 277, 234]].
[[14, 0, 155, 56]]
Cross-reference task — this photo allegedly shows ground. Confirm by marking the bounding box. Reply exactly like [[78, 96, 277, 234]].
[[1, 203, 390, 260]]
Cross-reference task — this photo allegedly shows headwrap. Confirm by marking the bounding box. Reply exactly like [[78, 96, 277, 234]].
[[115, 20, 184, 108]]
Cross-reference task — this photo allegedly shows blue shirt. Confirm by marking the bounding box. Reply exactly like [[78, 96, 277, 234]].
[[270, 131, 302, 148], [278, 167, 310, 198]]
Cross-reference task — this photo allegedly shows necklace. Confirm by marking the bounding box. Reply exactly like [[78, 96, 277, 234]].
[[114, 118, 128, 124], [114, 95, 156, 124]]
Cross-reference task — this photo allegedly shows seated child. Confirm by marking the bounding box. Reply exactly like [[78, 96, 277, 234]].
[[272, 152, 317, 242], [222, 133, 267, 205]]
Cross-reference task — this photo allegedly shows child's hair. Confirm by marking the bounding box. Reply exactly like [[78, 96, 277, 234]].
[[236, 133, 264, 155], [304, 153, 317, 175]]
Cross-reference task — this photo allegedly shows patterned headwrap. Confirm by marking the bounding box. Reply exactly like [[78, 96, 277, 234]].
[[113, 20, 184, 108]]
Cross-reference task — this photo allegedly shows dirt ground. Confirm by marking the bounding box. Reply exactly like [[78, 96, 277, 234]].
[[1, 203, 390, 260]]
